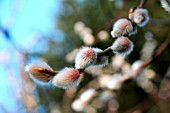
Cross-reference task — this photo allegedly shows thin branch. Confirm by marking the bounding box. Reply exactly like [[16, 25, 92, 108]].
[[158, 65, 170, 100], [138, 0, 148, 8], [97, 47, 112, 57], [124, 97, 154, 113]]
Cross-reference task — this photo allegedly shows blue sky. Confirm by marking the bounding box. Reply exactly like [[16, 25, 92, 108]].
[[0, 0, 62, 112]]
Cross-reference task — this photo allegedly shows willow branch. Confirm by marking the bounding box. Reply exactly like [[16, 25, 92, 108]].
[[125, 97, 154, 113], [138, 0, 148, 8], [134, 33, 170, 77], [97, 47, 112, 57]]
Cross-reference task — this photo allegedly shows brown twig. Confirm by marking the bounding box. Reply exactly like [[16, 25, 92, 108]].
[[124, 97, 154, 113], [124, 33, 170, 112], [97, 47, 112, 57], [134, 33, 170, 77], [138, 0, 147, 8], [124, 37, 170, 112]]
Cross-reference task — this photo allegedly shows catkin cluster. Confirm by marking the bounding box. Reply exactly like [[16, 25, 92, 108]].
[[25, 6, 149, 89]]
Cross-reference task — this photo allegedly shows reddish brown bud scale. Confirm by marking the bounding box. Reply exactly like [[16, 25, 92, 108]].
[[25, 62, 56, 82]]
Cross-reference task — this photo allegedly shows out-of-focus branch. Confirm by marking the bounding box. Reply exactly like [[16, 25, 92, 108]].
[[158, 65, 170, 100], [125, 97, 154, 113], [150, 18, 170, 26], [123, 33, 170, 113], [138, 0, 147, 8], [134, 33, 170, 77], [0, 25, 27, 54]]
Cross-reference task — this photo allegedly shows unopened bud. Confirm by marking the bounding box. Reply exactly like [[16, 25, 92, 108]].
[[130, 8, 149, 27], [25, 61, 57, 83], [129, 7, 137, 19]]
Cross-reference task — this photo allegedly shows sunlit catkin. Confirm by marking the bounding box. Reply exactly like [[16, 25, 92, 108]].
[[75, 47, 97, 69], [111, 18, 134, 38], [52, 67, 81, 89], [111, 36, 134, 55]]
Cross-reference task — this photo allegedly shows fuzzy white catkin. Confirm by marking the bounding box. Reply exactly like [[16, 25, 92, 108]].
[[52, 67, 81, 89], [131, 8, 149, 27], [111, 36, 134, 56], [75, 47, 97, 69], [110, 18, 134, 38]]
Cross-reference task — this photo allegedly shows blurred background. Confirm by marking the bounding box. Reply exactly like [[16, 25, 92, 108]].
[[0, 0, 169, 113]]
